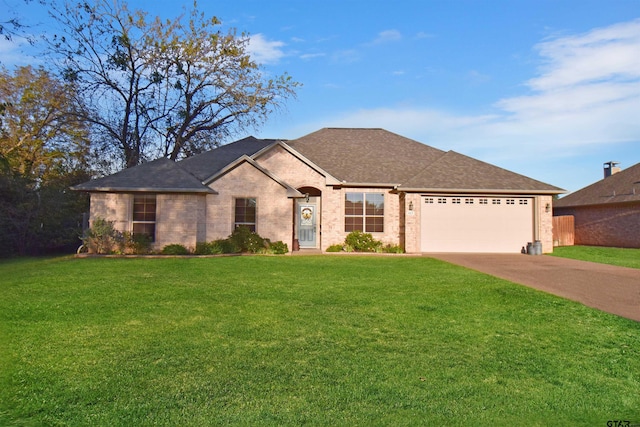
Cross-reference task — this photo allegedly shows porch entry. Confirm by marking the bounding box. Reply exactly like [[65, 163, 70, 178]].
[[298, 202, 317, 247], [296, 187, 321, 249]]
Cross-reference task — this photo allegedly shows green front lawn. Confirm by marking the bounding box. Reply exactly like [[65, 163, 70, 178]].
[[550, 245, 640, 269], [1, 256, 639, 426]]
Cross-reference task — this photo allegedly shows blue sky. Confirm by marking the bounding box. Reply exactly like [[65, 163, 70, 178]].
[[3, 0, 640, 193]]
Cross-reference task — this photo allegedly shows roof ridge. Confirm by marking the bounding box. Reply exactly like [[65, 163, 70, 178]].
[[555, 161, 640, 207]]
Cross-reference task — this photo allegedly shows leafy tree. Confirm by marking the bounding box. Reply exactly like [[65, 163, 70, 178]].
[[0, 65, 90, 255], [47, 0, 300, 168], [0, 65, 89, 182]]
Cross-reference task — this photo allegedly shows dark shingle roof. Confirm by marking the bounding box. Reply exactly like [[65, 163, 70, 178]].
[[287, 128, 445, 184], [401, 150, 563, 192], [554, 162, 640, 208], [71, 158, 214, 193], [179, 137, 277, 181], [287, 128, 562, 193], [73, 129, 564, 195], [72, 137, 277, 193]]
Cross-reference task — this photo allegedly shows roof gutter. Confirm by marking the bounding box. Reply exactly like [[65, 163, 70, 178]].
[[335, 182, 401, 189], [396, 187, 566, 195], [70, 186, 217, 194]]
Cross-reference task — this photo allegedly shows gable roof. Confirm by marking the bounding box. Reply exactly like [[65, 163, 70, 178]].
[[554, 162, 640, 208], [71, 158, 215, 193], [179, 137, 277, 181], [72, 128, 564, 195], [205, 155, 304, 198], [287, 128, 445, 184], [286, 128, 563, 193]]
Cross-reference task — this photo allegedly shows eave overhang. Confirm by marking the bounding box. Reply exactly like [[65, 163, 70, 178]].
[[70, 186, 217, 194], [393, 187, 566, 195]]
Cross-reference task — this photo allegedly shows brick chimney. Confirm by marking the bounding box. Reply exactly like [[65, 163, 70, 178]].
[[603, 161, 621, 178]]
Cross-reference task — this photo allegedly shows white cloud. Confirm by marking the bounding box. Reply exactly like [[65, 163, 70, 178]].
[[0, 36, 39, 68], [300, 52, 326, 60], [301, 19, 640, 158], [371, 29, 402, 44], [246, 33, 286, 65], [529, 19, 640, 91], [414, 31, 434, 40]]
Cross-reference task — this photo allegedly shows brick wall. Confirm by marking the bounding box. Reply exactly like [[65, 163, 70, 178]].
[[206, 161, 292, 246], [89, 192, 130, 233], [554, 203, 640, 248], [90, 192, 207, 251], [403, 193, 422, 253], [155, 194, 207, 250], [537, 195, 554, 253], [256, 146, 401, 250]]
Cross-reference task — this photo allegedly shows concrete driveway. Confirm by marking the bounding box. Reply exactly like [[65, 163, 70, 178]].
[[428, 253, 640, 322]]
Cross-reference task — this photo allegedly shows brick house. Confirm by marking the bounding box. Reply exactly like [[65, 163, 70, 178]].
[[73, 128, 564, 253], [553, 161, 640, 248]]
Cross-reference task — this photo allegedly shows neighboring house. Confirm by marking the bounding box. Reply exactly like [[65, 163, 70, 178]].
[[72, 128, 564, 253], [553, 161, 640, 248]]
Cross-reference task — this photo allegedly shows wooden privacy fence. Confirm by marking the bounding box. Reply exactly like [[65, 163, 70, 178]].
[[553, 215, 575, 247]]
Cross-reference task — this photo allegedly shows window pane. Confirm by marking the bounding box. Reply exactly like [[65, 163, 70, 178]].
[[235, 198, 256, 229], [365, 194, 384, 216], [345, 217, 363, 232], [235, 224, 256, 232], [133, 223, 155, 241], [345, 193, 363, 215], [365, 217, 384, 233], [133, 195, 156, 222], [132, 194, 156, 242]]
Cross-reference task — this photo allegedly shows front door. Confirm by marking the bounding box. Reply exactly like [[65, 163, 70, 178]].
[[298, 202, 317, 248]]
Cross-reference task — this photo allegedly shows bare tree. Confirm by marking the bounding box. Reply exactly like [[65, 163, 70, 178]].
[[145, 8, 300, 160], [47, 0, 300, 168]]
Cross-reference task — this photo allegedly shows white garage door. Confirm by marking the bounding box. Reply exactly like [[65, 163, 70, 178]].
[[420, 196, 534, 253]]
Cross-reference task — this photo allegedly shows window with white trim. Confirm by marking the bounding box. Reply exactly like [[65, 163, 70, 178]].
[[345, 193, 384, 232], [133, 194, 156, 242], [235, 198, 257, 232]]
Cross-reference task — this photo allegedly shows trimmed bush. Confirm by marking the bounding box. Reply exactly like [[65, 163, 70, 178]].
[[122, 232, 152, 255], [194, 241, 213, 255], [267, 241, 289, 255], [183, 232, 287, 256], [82, 217, 121, 254], [228, 227, 266, 253], [161, 244, 190, 255], [215, 239, 240, 254], [81, 217, 153, 255], [344, 231, 382, 252], [327, 232, 404, 254], [382, 244, 404, 254]]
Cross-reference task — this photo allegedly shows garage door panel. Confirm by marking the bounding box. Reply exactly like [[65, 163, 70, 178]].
[[420, 197, 533, 253]]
